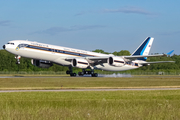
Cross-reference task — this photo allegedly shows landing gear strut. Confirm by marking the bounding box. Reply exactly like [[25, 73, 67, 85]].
[[15, 55, 21, 64], [66, 67, 77, 77]]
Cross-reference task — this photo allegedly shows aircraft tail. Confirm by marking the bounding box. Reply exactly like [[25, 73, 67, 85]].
[[131, 37, 154, 61]]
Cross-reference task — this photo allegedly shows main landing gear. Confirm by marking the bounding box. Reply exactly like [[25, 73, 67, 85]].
[[66, 67, 98, 77], [15, 55, 21, 64], [66, 67, 77, 77], [78, 69, 98, 77]]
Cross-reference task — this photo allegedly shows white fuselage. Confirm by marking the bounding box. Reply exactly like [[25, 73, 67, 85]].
[[4, 40, 141, 71]]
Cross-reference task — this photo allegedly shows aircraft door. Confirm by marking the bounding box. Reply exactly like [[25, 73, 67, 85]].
[[51, 48, 55, 54]]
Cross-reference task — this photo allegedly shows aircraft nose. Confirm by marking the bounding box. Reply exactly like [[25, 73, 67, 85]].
[[3, 45, 5, 49]]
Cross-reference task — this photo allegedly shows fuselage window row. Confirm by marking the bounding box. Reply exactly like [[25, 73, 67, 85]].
[[24, 44, 93, 57]]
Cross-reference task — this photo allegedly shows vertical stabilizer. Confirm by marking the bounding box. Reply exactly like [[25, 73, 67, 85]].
[[131, 37, 154, 61]]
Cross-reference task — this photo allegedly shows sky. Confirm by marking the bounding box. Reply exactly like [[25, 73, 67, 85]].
[[0, 0, 180, 55]]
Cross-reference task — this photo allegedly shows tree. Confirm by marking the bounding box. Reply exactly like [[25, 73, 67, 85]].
[[113, 50, 131, 56], [92, 49, 110, 54], [0, 49, 179, 72]]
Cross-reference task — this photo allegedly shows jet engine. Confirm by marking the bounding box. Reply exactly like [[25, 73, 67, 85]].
[[71, 58, 89, 69], [108, 57, 125, 67], [31, 59, 53, 68]]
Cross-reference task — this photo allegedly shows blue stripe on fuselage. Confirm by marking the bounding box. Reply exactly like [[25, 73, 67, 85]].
[[140, 37, 150, 55], [25, 44, 95, 57]]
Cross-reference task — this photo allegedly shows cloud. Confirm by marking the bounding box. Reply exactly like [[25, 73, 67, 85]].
[[42, 27, 70, 35], [0, 20, 11, 26], [75, 12, 87, 16], [75, 6, 154, 16], [35, 25, 106, 35], [102, 6, 153, 15]]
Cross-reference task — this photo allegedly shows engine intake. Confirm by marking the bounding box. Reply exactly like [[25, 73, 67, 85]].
[[108, 57, 125, 67], [31, 59, 53, 68], [72, 58, 89, 69]]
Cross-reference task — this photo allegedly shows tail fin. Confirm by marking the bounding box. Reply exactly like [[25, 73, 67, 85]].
[[131, 37, 154, 61]]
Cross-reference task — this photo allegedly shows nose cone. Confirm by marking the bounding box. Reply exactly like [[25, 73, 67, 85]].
[[3, 45, 5, 49]]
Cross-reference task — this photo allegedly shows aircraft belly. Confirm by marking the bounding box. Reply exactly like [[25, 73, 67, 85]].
[[18, 49, 54, 60], [53, 57, 71, 66]]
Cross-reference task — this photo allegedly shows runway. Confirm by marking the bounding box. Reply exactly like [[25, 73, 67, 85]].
[[1, 75, 180, 93], [1, 75, 180, 78], [0, 88, 180, 93]]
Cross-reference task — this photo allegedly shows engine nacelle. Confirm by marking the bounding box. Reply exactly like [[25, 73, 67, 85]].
[[71, 58, 89, 69], [31, 59, 53, 68], [108, 57, 125, 67]]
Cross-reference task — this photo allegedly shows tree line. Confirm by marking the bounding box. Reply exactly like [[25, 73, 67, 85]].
[[0, 49, 179, 72]]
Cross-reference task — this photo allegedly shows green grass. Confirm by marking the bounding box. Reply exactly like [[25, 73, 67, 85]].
[[0, 76, 180, 89], [0, 76, 180, 119], [0, 90, 180, 119]]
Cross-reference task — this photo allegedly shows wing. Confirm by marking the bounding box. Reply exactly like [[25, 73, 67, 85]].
[[65, 56, 109, 66], [65, 51, 174, 66], [123, 54, 166, 60], [84, 54, 170, 65], [85, 54, 167, 63], [139, 61, 175, 65]]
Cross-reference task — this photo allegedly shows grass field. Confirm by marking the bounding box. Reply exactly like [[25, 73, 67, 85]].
[[0, 90, 180, 119], [0, 76, 180, 119], [0, 76, 180, 89]]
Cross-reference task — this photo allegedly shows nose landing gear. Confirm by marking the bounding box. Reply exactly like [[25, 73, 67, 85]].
[[15, 55, 21, 64]]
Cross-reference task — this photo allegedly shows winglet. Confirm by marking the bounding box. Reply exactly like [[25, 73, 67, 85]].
[[167, 50, 174, 55]]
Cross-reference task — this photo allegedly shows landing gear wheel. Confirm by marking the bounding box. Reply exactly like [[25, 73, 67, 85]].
[[91, 73, 98, 77], [66, 67, 74, 76], [70, 73, 77, 77], [66, 70, 70, 74], [16, 61, 20, 64], [78, 72, 84, 76]]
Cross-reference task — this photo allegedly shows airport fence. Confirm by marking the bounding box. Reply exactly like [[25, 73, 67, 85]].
[[0, 71, 180, 76], [0, 71, 66, 75]]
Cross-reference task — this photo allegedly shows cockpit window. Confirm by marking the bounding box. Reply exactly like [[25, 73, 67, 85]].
[[7, 43, 14, 45]]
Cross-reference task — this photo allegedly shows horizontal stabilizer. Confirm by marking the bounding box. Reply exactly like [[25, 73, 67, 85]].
[[139, 61, 175, 65], [167, 50, 174, 55], [124, 54, 166, 60]]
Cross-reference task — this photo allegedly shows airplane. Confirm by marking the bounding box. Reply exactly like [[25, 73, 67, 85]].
[[2, 37, 174, 77]]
